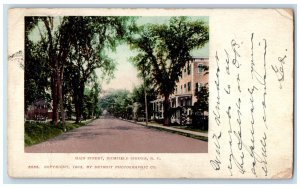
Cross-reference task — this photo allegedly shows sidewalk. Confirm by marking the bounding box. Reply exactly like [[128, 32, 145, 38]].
[[122, 119, 208, 141]]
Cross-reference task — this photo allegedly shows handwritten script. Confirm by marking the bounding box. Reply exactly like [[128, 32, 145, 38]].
[[210, 33, 288, 177]]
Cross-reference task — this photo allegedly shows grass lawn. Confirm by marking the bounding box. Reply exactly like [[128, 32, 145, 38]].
[[24, 119, 94, 147]]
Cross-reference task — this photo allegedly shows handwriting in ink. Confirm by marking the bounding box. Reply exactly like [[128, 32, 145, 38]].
[[271, 50, 287, 89], [231, 40, 241, 68], [237, 74, 241, 93], [213, 51, 221, 126], [210, 33, 269, 178], [247, 34, 268, 176], [224, 85, 231, 94], [210, 51, 222, 171], [248, 85, 258, 176], [241, 134, 268, 177], [210, 132, 222, 170], [225, 49, 230, 75], [262, 38, 268, 129], [250, 33, 266, 85], [227, 106, 233, 175]]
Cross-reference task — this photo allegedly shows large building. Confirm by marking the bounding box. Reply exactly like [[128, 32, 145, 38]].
[[150, 57, 209, 123]]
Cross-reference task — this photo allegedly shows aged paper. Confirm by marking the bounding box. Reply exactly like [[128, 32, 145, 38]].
[[7, 8, 293, 178]]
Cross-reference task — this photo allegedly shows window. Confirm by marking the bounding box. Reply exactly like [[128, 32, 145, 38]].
[[187, 108, 192, 115], [184, 84, 186, 93], [198, 63, 204, 73], [180, 85, 183, 94], [188, 82, 191, 91], [195, 82, 204, 93], [187, 63, 191, 75]]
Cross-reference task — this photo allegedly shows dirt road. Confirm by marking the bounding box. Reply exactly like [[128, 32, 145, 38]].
[[25, 117, 208, 153]]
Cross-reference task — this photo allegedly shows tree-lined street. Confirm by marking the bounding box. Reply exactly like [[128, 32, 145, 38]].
[[24, 16, 209, 152], [25, 117, 208, 153]]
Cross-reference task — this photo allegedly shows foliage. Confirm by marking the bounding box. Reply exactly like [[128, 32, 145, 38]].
[[131, 84, 157, 118], [25, 17, 51, 111], [192, 85, 209, 130], [24, 120, 93, 146], [129, 17, 209, 125], [194, 85, 209, 112], [98, 89, 132, 118], [83, 77, 101, 119], [25, 16, 137, 125], [97, 84, 157, 120]]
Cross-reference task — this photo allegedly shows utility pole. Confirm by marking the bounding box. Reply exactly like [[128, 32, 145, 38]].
[[143, 68, 148, 126], [144, 85, 148, 125]]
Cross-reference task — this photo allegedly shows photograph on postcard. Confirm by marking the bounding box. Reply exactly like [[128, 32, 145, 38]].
[[23, 16, 210, 153]]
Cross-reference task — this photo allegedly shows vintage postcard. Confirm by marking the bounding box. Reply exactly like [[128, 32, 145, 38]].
[[7, 8, 293, 178]]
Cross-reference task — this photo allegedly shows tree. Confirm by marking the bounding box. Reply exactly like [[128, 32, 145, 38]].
[[64, 16, 136, 123], [25, 17, 75, 126], [83, 74, 102, 119], [98, 89, 132, 118], [193, 85, 209, 130], [131, 84, 157, 120], [25, 17, 51, 113], [129, 17, 209, 125], [25, 16, 137, 125]]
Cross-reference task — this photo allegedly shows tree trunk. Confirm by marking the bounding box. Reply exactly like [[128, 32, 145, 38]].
[[75, 82, 84, 123], [59, 66, 66, 130], [201, 111, 205, 130], [75, 97, 80, 123], [144, 86, 148, 125], [163, 94, 171, 126], [51, 68, 59, 126], [43, 17, 59, 126]]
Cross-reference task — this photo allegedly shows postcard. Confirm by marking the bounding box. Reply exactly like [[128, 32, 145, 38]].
[[7, 8, 293, 178]]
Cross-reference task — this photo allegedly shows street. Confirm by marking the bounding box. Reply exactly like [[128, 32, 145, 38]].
[[25, 117, 208, 153]]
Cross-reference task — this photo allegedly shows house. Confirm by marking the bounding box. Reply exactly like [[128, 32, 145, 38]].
[[150, 57, 209, 124], [26, 99, 52, 121]]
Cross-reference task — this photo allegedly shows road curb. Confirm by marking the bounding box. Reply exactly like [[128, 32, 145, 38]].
[[120, 119, 208, 142]]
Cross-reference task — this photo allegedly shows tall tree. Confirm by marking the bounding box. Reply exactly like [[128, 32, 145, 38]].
[[25, 16, 137, 124], [28, 16, 74, 126], [65, 16, 135, 123], [130, 54, 153, 124], [130, 17, 209, 125], [25, 17, 51, 112]]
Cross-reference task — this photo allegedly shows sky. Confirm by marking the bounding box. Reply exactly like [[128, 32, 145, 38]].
[[101, 16, 209, 92], [99, 44, 142, 92]]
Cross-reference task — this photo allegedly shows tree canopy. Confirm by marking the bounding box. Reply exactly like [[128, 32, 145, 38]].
[[25, 16, 137, 124], [129, 17, 209, 125]]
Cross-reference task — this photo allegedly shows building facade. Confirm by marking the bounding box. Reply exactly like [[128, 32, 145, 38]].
[[150, 57, 209, 123]]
